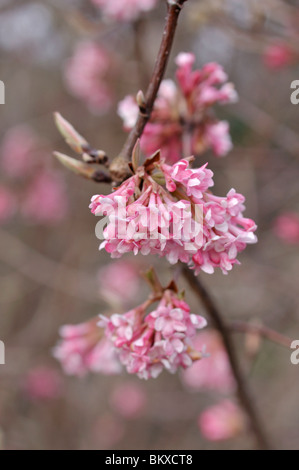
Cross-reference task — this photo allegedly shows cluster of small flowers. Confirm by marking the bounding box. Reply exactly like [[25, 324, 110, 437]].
[[90, 157, 257, 275], [54, 291, 207, 380], [22, 366, 62, 401], [181, 330, 235, 393], [274, 212, 299, 244], [118, 53, 238, 163], [91, 0, 158, 22], [110, 381, 147, 419], [64, 41, 113, 113], [0, 125, 68, 225], [97, 260, 141, 308], [100, 291, 207, 379], [263, 42, 295, 69], [53, 318, 122, 377], [199, 400, 245, 442]]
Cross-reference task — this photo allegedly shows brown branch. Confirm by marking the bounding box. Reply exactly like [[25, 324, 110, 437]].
[[230, 321, 292, 349], [182, 265, 273, 450], [0, 228, 99, 303], [109, 0, 187, 182], [232, 97, 299, 160]]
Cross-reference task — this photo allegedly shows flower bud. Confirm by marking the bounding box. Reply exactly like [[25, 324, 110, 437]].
[[54, 152, 98, 180], [54, 112, 89, 154]]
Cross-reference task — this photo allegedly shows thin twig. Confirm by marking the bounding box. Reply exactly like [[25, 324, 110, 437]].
[[122, 0, 187, 159], [230, 321, 292, 349], [0, 228, 99, 303], [232, 97, 299, 159], [182, 265, 273, 450], [110, 0, 187, 181]]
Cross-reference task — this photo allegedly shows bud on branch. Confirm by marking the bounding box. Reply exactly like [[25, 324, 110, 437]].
[[53, 152, 111, 183]]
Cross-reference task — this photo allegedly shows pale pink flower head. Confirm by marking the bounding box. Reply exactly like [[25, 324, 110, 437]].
[[181, 330, 235, 392], [117, 95, 139, 130], [204, 121, 233, 157], [263, 42, 294, 69], [199, 400, 245, 441], [21, 171, 68, 225], [273, 212, 299, 244], [110, 381, 147, 418], [90, 154, 257, 275], [64, 41, 113, 113], [53, 317, 122, 377], [22, 366, 62, 400], [118, 53, 237, 162], [98, 260, 141, 308], [0, 186, 16, 223], [0, 125, 41, 178], [99, 290, 207, 380], [91, 0, 158, 22]]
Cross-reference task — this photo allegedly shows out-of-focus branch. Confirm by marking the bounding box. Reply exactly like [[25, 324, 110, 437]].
[[109, 0, 188, 182], [182, 265, 273, 450], [229, 321, 292, 349], [0, 229, 99, 303], [232, 98, 299, 159]]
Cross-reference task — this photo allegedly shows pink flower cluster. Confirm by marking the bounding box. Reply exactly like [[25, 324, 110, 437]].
[[22, 366, 62, 401], [64, 41, 113, 113], [53, 318, 121, 377], [110, 381, 147, 418], [199, 400, 245, 442], [1, 125, 39, 178], [97, 260, 141, 308], [21, 171, 68, 225], [99, 291, 207, 380], [0, 125, 68, 225], [54, 292, 207, 380], [118, 53, 238, 162], [91, 0, 158, 22], [90, 157, 257, 274], [274, 212, 299, 244], [181, 330, 235, 392], [263, 42, 295, 69]]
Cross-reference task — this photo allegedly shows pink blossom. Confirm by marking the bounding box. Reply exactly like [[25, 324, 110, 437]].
[[263, 43, 294, 69], [118, 54, 237, 162], [64, 41, 113, 113], [53, 318, 122, 377], [0, 125, 41, 178], [205, 121, 233, 157], [91, 171, 203, 265], [0, 186, 16, 223], [22, 366, 62, 400], [110, 382, 147, 418], [90, 156, 257, 275], [99, 291, 207, 380], [181, 330, 235, 392], [273, 212, 299, 244], [98, 260, 141, 307], [117, 95, 139, 129], [199, 400, 245, 441], [21, 171, 68, 224], [91, 0, 158, 22]]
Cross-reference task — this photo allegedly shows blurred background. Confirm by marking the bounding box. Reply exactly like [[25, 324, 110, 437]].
[[0, 0, 299, 450]]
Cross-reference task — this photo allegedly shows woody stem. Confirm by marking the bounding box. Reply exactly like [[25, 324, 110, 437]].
[[119, 0, 188, 163], [182, 265, 273, 450]]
